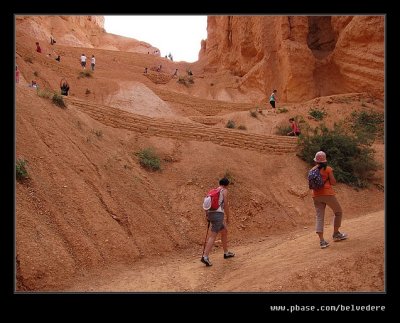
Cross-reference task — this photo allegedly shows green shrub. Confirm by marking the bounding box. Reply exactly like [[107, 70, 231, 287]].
[[277, 107, 288, 113], [224, 170, 235, 185], [226, 120, 235, 129], [91, 129, 103, 138], [275, 123, 292, 136], [250, 110, 258, 118], [16, 159, 28, 181], [36, 88, 53, 99], [52, 93, 66, 108], [136, 148, 161, 171], [33, 71, 39, 77], [350, 110, 384, 144], [78, 71, 92, 78], [309, 107, 327, 120], [297, 124, 378, 188], [37, 89, 67, 108], [177, 75, 194, 86]]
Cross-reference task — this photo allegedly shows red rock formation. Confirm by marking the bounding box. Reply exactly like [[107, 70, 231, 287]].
[[199, 16, 384, 102], [331, 16, 384, 99], [15, 15, 159, 54], [15, 15, 384, 102]]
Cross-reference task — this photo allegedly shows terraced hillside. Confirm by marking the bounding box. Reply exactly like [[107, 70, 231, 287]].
[[66, 97, 298, 154]]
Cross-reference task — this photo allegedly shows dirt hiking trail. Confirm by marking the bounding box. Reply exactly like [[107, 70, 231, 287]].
[[67, 210, 384, 292]]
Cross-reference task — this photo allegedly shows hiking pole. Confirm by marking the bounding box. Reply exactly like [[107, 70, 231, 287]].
[[202, 218, 211, 258]]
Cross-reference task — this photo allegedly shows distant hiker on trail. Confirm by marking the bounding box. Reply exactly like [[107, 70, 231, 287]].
[[55, 55, 61, 62], [156, 64, 162, 72], [50, 35, 56, 45], [201, 177, 235, 266], [60, 78, 70, 96], [16, 65, 20, 83], [80, 54, 87, 70], [91, 55, 96, 71], [310, 151, 348, 249], [269, 89, 277, 113], [144, 67, 148, 74], [35, 42, 42, 53], [187, 69, 193, 76], [30, 80, 38, 88], [287, 118, 301, 136], [173, 68, 178, 77]]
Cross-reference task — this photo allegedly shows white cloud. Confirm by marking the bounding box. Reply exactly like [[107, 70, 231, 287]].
[[104, 15, 207, 63]]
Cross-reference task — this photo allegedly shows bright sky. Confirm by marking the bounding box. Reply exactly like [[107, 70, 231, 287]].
[[104, 16, 207, 63]]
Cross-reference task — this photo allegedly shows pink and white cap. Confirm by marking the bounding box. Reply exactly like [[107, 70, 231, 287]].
[[313, 151, 327, 163]]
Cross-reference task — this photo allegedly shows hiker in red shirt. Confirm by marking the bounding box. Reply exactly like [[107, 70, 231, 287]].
[[287, 118, 301, 136]]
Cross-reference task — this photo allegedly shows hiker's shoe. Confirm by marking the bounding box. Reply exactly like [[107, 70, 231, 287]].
[[201, 256, 212, 266], [320, 240, 330, 249], [333, 232, 348, 242], [224, 251, 235, 259]]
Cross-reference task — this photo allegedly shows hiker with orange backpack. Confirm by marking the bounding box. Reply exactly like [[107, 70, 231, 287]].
[[201, 177, 235, 266]]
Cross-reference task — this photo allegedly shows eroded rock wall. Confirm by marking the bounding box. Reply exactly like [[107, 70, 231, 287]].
[[15, 15, 158, 54], [199, 16, 384, 102]]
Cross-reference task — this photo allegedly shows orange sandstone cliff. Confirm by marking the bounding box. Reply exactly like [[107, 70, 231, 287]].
[[198, 16, 384, 102]]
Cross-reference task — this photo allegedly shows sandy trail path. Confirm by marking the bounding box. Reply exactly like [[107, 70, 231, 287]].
[[67, 210, 384, 292]]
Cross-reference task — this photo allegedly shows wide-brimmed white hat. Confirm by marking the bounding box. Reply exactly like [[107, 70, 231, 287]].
[[313, 151, 327, 163]]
